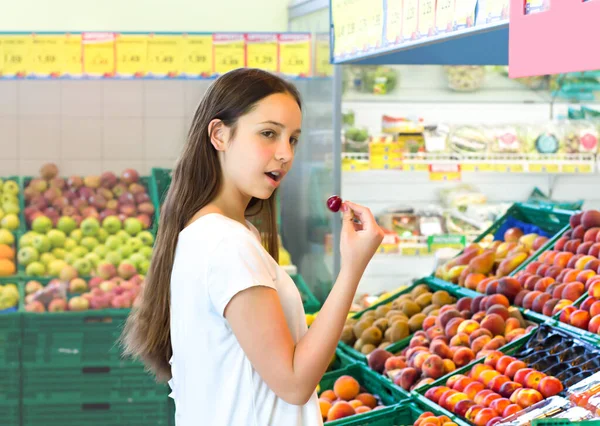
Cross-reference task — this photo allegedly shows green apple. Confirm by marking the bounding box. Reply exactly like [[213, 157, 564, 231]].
[[0, 208, 5, 222], [80, 237, 99, 252], [137, 231, 154, 247], [81, 217, 100, 237], [63, 238, 77, 251], [18, 246, 39, 266], [0, 229, 14, 246], [96, 228, 108, 244], [129, 253, 146, 269], [116, 230, 131, 243], [127, 237, 143, 253], [19, 232, 38, 248], [72, 246, 89, 258], [105, 251, 122, 266], [1, 213, 20, 231], [2, 180, 19, 195], [138, 259, 150, 275], [118, 244, 133, 259], [64, 253, 77, 265], [70, 229, 83, 243], [93, 244, 109, 258], [105, 236, 121, 251], [84, 252, 101, 268], [48, 259, 68, 276], [52, 248, 66, 260], [1, 193, 17, 206], [102, 215, 122, 234], [47, 229, 67, 249], [32, 235, 51, 253], [31, 216, 52, 234], [57, 216, 77, 235], [25, 261, 45, 276], [73, 258, 93, 276], [124, 218, 143, 236], [139, 246, 153, 260], [3, 202, 19, 215], [40, 253, 56, 266]]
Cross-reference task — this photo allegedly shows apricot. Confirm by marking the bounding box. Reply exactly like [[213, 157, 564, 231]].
[[319, 398, 332, 419], [320, 390, 336, 402], [355, 393, 377, 409], [355, 406, 372, 414], [333, 375, 360, 401], [327, 401, 356, 421]]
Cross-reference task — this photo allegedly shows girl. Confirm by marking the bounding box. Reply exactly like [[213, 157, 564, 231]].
[[121, 68, 384, 426]]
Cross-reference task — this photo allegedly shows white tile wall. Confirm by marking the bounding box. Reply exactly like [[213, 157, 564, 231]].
[[0, 80, 196, 175]]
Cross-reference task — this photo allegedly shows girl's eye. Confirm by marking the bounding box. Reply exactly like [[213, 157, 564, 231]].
[[290, 137, 299, 146], [262, 130, 276, 138]]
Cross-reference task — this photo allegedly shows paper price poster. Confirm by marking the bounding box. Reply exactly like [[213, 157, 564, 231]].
[[352, 0, 369, 52], [366, 0, 384, 50], [386, 0, 404, 44], [115, 34, 147, 78], [245, 34, 277, 72], [31, 34, 63, 77], [436, 0, 455, 33], [525, 0, 550, 15], [82, 32, 115, 77], [279, 34, 311, 77], [213, 34, 245, 74], [402, 0, 419, 41], [0, 34, 32, 77], [147, 34, 181, 77], [182, 34, 213, 77], [63, 33, 82, 77], [418, 0, 436, 37], [332, 0, 348, 58], [454, 0, 477, 30], [315, 33, 333, 77], [484, 0, 509, 22]]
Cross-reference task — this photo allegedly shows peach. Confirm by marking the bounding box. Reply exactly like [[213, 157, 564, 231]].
[[513, 290, 529, 307], [477, 279, 491, 294], [526, 261, 543, 274], [483, 336, 507, 352], [522, 291, 542, 310], [524, 370, 546, 390], [582, 296, 598, 312], [499, 381, 523, 399], [552, 299, 574, 316], [320, 390, 337, 402], [472, 311, 486, 323], [439, 389, 459, 410], [533, 236, 549, 251], [446, 392, 470, 412], [534, 277, 555, 293], [393, 367, 419, 391], [590, 301, 600, 317], [570, 309, 591, 329], [504, 228, 524, 243], [438, 310, 462, 329], [540, 250, 558, 264], [505, 361, 527, 379], [458, 320, 480, 335], [446, 375, 466, 389], [355, 406, 371, 414], [481, 392, 502, 408], [480, 314, 505, 337], [568, 254, 584, 269], [589, 315, 600, 333], [453, 376, 474, 392], [464, 381, 486, 400], [496, 356, 516, 375], [486, 305, 509, 321], [576, 256, 597, 270], [589, 277, 600, 291], [505, 329, 527, 342], [425, 386, 451, 403], [590, 281, 600, 298], [517, 272, 533, 287], [470, 364, 493, 380], [560, 306, 578, 323], [485, 294, 510, 310], [453, 347, 475, 367], [544, 266, 563, 280], [571, 212, 583, 228], [454, 399, 477, 417], [384, 356, 407, 373], [497, 278, 522, 303], [577, 270, 597, 286], [490, 398, 511, 416], [327, 401, 356, 420], [474, 390, 495, 406], [531, 293, 551, 313], [334, 375, 360, 401], [423, 316, 437, 331], [410, 335, 431, 348], [457, 297, 473, 313], [368, 349, 393, 374], [478, 370, 501, 387], [443, 359, 456, 375], [538, 376, 563, 398], [588, 243, 600, 258], [423, 355, 446, 380], [485, 280, 500, 295], [412, 352, 432, 370], [349, 399, 363, 409], [556, 268, 574, 283], [554, 252, 574, 268], [503, 404, 522, 418], [542, 299, 560, 317], [556, 237, 570, 252], [471, 296, 486, 314], [484, 351, 505, 368], [503, 318, 519, 335], [515, 388, 544, 408], [469, 329, 493, 345], [430, 340, 454, 359], [584, 260, 600, 273], [524, 275, 542, 291], [465, 405, 486, 424], [471, 335, 492, 354], [513, 368, 534, 387], [465, 273, 487, 291], [577, 241, 595, 255], [562, 281, 585, 301], [474, 408, 498, 426], [450, 332, 470, 348], [552, 283, 567, 299], [444, 317, 465, 338], [582, 211, 600, 230]]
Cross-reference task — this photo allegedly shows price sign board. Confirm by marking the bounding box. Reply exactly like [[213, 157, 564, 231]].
[[213, 33, 245, 74], [182, 34, 213, 77], [386, 0, 403, 44], [246, 34, 277, 72], [31, 34, 62, 77], [82, 32, 115, 77], [279, 33, 311, 77], [63, 33, 82, 77], [147, 34, 181, 77], [115, 33, 147, 78], [0, 34, 32, 77]]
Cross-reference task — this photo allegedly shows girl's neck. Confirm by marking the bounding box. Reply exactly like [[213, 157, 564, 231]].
[[208, 184, 251, 228]]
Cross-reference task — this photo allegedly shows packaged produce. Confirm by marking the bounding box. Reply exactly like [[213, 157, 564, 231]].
[[424, 124, 450, 152], [497, 396, 577, 426], [560, 120, 599, 153], [567, 371, 600, 411], [445, 66, 486, 92], [448, 125, 491, 153], [489, 124, 523, 153], [397, 132, 426, 153], [439, 184, 487, 208], [382, 116, 424, 134], [361, 66, 399, 95], [343, 127, 370, 153]]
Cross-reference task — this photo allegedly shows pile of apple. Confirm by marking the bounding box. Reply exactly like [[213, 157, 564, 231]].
[[24, 266, 144, 312], [0, 178, 21, 232], [318, 375, 386, 422], [18, 214, 153, 277], [23, 163, 154, 230], [425, 352, 564, 426], [365, 294, 534, 392], [436, 227, 549, 289], [0, 282, 19, 312]]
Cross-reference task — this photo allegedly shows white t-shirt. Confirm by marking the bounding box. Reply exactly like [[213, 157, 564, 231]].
[[168, 213, 323, 426]]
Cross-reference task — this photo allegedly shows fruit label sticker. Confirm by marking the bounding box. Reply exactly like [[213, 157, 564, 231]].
[[82, 33, 115, 78], [436, 0, 455, 34], [30, 34, 63, 78], [453, 0, 477, 29], [63, 34, 82, 77], [386, 0, 403, 44], [418, 0, 436, 38], [279, 33, 311, 77], [0, 35, 32, 78], [147, 34, 181, 78], [213, 34, 245, 75], [115, 34, 147, 78], [402, 0, 419, 41], [246, 34, 278, 73], [315, 33, 333, 77], [182, 34, 213, 78]]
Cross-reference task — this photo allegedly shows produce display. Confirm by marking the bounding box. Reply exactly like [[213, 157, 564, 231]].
[[318, 375, 386, 421], [413, 411, 459, 426], [0, 282, 18, 311], [0, 179, 21, 232]]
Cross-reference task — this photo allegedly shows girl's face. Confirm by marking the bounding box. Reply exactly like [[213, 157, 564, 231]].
[[218, 93, 302, 201]]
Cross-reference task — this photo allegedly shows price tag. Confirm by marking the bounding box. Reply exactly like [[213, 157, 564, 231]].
[[436, 0, 455, 33], [31, 34, 62, 77], [366, 0, 383, 49], [428, 235, 466, 252], [182, 34, 213, 77], [562, 164, 593, 174], [246, 34, 277, 72], [386, 0, 403, 44], [279, 33, 311, 77], [82, 32, 115, 77], [315, 33, 333, 77], [402, 0, 419, 41], [485, 0, 509, 22], [147, 34, 181, 77], [115, 34, 147, 78], [332, 0, 349, 57], [63, 34, 82, 77], [429, 163, 461, 181], [529, 163, 559, 173], [454, 0, 477, 29], [213, 34, 245, 75], [418, 0, 436, 37], [0, 35, 32, 77]]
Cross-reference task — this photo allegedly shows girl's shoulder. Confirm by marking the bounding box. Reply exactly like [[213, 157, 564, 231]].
[[180, 213, 261, 249]]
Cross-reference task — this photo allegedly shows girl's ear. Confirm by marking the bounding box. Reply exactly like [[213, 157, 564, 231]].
[[208, 119, 228, 151]]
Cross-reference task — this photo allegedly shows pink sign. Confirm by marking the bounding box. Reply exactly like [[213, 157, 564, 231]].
[[509, 0, 600, 77]]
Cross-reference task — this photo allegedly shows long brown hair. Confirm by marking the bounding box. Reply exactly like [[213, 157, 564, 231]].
[[120, 68, 302, 382]]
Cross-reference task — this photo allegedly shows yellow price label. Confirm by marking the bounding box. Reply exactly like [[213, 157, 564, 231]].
[[279, 34, 311, 77], [182, 34, 213, 77], [529, 163, 559, 173], [31, 35, 63, 77], [365, 0, 383, 49], [0, 35, 32, 77], [562, 164, 593, 174], [386, 0, 403, 44], [82, 33, 115, 77], [246, 34, 277, 72], [436, 0, 455, 32], [63, 34, 82, 76], [115, 34, 147, 77], [213, 34, 245, 74], [147, 34, 181, 77], [418, 0, 436, 37], [463, 162, 495, 172], [402, 0, 419, 41], [315, 34, 332, 77], [494, 163, 524, 173], [402, 163, 429, 172], [429, 171, 461, 181]]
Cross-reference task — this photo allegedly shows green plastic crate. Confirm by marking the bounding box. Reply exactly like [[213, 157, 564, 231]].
[[318, 363, 408, 424], [149, 167, 172, 226], [1, 397, 19, 426], [22, 364, 168, 404], [527, 187, 584, 211], [292, 273, 321, 314], [22, 397, 171, 426], [339, 277, 477, 365], [329, 348, 358, 372], [0, 277, 22, 368]]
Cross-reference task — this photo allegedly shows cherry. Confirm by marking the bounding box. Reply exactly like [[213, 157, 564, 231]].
[[326, 195, 342, 213]]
